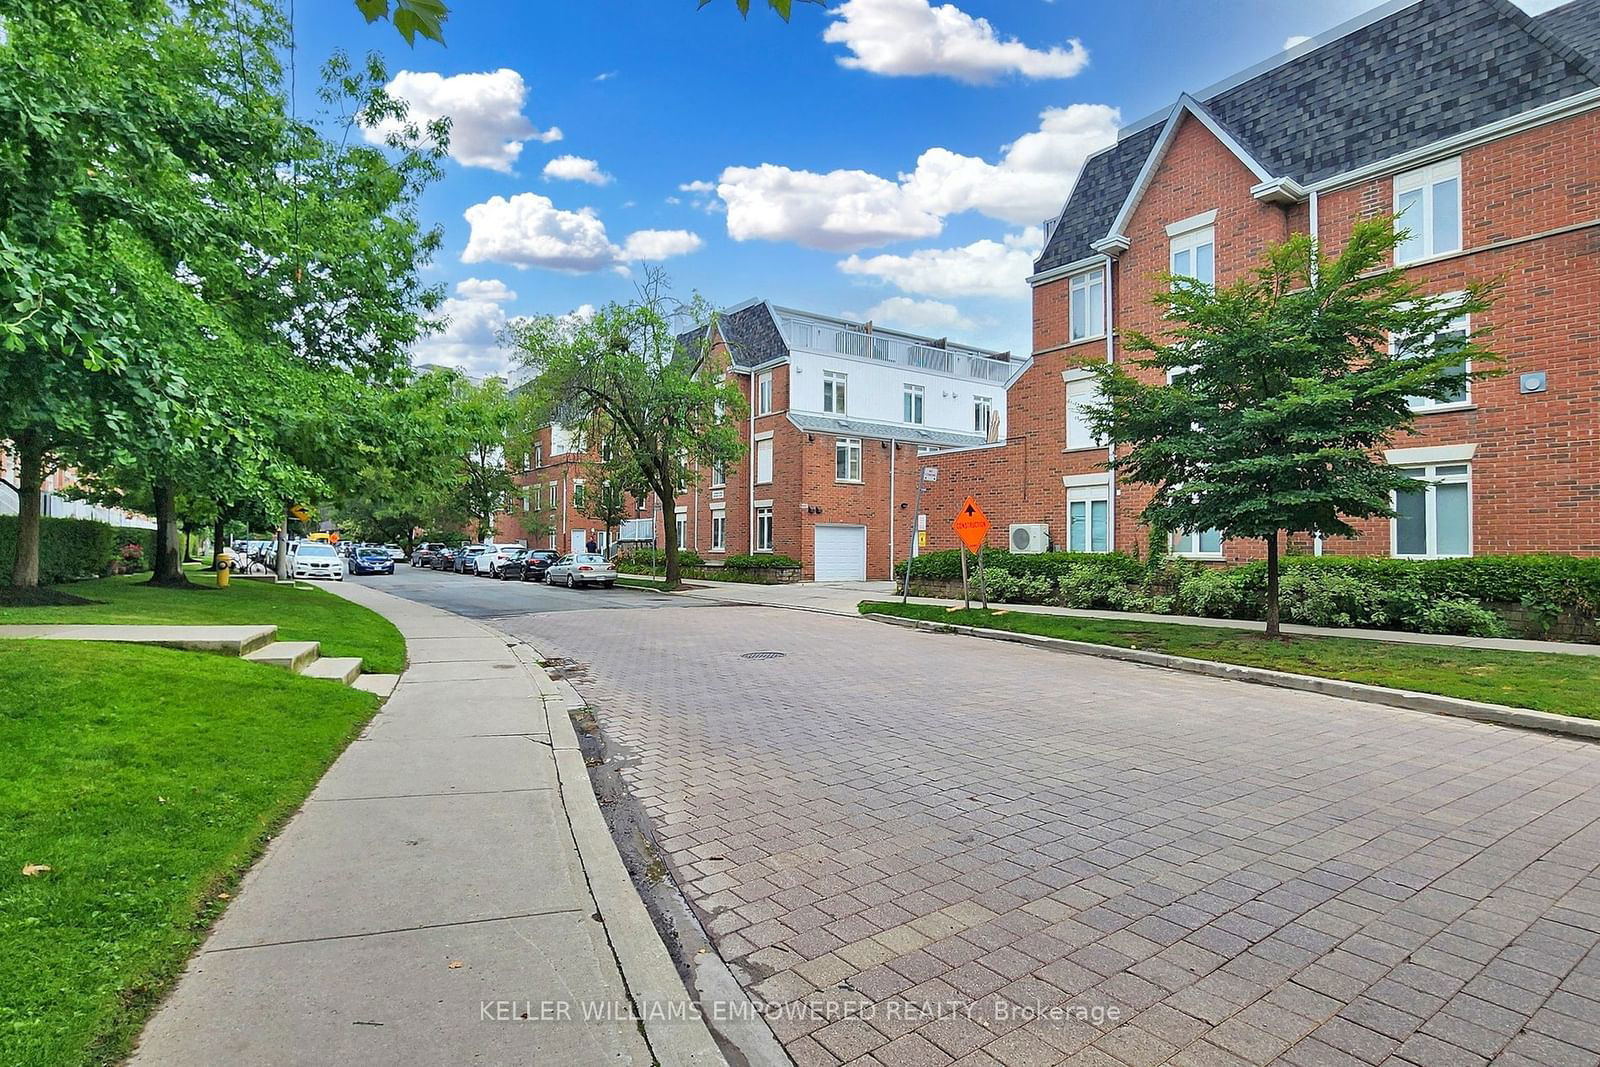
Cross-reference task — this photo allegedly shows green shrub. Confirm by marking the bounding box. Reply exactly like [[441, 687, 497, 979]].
[[900, 549, 1145, 584], [0, 515, 122, 584], [1417, 599, 1508, 637], [1175, 567, 1250, 619], [722, 553, 801, 570], [618, 547, 704, 569]]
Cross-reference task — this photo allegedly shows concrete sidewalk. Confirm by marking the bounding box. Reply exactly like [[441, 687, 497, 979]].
[[131, 582, 723, 1066], [629, 575, 1600, 657]]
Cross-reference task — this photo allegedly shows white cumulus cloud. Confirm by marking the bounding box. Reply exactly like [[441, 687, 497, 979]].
[[412, 278, 523, 378], [462, 194, 701, 273], [717, 164, 943, 251], [823, 0, 1089, 83], [713, 104, 1116, 249], [364, 69, 560, 173], [854, 297, 974, 334], [839, 227, 1043, 300], [543, 154, 613, 185], [621, 229, 705, 261], [452, 277, 517, 303]]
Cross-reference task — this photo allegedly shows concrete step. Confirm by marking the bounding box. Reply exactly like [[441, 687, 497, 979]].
[[352, 673, 401, 698], [0, 623, 279, 655], [300, 657, 363, 685], [244, 641, 321, 673]]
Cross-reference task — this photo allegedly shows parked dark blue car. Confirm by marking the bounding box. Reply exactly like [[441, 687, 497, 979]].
[[349, 547, 395, 576]]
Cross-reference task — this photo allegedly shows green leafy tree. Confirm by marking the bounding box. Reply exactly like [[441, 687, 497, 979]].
[[506, 280, 746, 589], [448, 376, 525, 540], [353, 0, 822, 45], [1086, 218, 1498, 638]]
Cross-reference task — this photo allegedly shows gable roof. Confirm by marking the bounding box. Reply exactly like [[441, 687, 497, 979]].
[[1035, 0, 1600, 274], [712, 301, 788, 369], [1536, 0, 1600, 66]]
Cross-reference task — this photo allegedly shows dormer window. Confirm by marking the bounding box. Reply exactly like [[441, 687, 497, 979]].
[[1069, 268, 1105, 342]]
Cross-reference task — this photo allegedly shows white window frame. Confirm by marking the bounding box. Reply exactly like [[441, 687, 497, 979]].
[[822, 370, 848, 415], [973, 395, 993, 437], [903, 383, 925, 425], [1394, 157, 1462, 265], [548, 481, 558, 510], [675, 508, 688, 552], [1395, 305, 1472, 412], [533, 441, 543, 467], [710, 509, 726, 552], [1169, 222, 1216, 286], [754, 435, 773, 485], [1391, 463, 1472, 559], [1069, 267, 1106, 342], [756, 371, 774, 415], [710, 459, 725, 489], [1172, 526, 1224, 560], [531, 484, 542, 511], [1066, 485, 1110, 554], [834, 437, 862, 483], [755, 505, 774, 553], [1065, 373, 1104, 452], [573, 479, 585, 510]]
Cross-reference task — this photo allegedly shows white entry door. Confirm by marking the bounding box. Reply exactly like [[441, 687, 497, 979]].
[[813, 524, 867, 581]]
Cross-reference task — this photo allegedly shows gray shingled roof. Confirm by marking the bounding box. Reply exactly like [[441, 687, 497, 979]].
[[1536, 0, 1600, 66], [788, 412, 987, 448], [715, 302, 788, 368], [1035, 0, 1600, 273]]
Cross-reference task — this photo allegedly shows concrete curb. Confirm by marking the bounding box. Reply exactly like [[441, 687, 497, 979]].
[[867, 613, 1600, 742], [510, 644, 730, 1067]]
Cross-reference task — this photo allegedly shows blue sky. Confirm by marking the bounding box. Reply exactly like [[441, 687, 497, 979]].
[[290, 0, 1533, 376]]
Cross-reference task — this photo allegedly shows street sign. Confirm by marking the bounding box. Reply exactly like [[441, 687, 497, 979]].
[[952, 497, 990, 552], [922, 467, 938, 482], [917, 530, 927, 548], [288, 504, 310, 522]]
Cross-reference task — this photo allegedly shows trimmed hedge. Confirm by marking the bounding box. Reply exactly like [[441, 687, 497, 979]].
[[617, 547, 705, 569], [899, 549, 1600, 640], [722, 553, 801, 571], [0, 515, 123, 584]]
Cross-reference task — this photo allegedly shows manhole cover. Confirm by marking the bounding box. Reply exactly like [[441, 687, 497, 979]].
[[740, 651, 786, 661]]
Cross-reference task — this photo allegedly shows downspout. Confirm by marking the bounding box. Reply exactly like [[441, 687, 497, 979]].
[[1103, 252, 1117, 552], [1309, 189, 1324, 557], [888, 438, 897, 576], [748, 372, 757, 553]]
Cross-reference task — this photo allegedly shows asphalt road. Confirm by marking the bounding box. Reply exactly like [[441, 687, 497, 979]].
[[347, 562, 679, 619]]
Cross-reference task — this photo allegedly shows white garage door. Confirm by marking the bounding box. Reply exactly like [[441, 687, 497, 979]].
[[814, 525, 867, 581]]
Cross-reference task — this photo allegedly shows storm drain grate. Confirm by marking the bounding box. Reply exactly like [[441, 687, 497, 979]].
[[740, 651, 787, 661]]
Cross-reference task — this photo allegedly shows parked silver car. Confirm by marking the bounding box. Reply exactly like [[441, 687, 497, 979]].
[[545, 553, 617, 589]]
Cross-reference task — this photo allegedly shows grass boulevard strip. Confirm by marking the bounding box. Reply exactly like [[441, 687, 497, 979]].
[[859, 601, 1600, 720], [0, 571, 403, 1065]]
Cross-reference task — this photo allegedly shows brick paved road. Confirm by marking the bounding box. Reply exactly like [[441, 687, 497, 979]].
[[495, 600, 1600, 1067]]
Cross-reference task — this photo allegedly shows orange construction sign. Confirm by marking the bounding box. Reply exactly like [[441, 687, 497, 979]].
[[952, 497, 990, 552]]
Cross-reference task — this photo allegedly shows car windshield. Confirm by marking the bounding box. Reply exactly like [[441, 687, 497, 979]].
[[358, 549, 387, 558], [299, 544, 336, 557], [576, 554, 608, 564], [466, 546, 486, 554]]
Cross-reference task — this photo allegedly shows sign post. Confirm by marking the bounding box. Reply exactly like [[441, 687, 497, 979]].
[[951, 497, 990, 611], [900, 466, 937, 604]]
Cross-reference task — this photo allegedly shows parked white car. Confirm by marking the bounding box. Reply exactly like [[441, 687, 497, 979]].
[[475, 543, 526, 578], [545, 553, 617, 589], [291, 541, 345, 581]]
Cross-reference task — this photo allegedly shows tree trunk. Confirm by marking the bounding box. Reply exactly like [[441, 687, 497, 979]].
[[658, 484, 681, 589], [275, 506, 290, 580], [1265, 532, 1281, 639], [148, 481, 188, 586], [211, 513, 227, 571], [9, 432, 46, 588]]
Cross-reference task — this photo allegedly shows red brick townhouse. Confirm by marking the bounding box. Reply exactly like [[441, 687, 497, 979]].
[[488, 423, 614, 555], [920, 0, 1600, 563], [666, 300, 1031, 580]]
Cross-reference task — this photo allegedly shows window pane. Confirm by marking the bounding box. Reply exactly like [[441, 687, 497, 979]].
[[1436, 481, 1469, 555], [1396, 189, 1424, 261], [1195, 242, 1214, 286], [1070, 285, 1087, 340], [1432, 177, 1460, 253], [1068, 501, 1086, 552], [1090, 500, 1108, 552], [1199, 528, 1221, 554], [835, 446, 847, 480], [1395, 485, 1428, 554], [1172, 248, 1190, 277]]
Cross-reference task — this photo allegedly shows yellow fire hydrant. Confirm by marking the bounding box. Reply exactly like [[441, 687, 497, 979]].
[[217, 559, 231, 589]]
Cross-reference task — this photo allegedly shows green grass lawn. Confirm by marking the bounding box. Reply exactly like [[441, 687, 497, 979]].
[[0, 640, 382, 1066], [861, 602, 1600, 719], [0, 570, 405, 673]]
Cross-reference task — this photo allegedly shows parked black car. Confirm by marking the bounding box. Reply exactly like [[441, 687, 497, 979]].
[[429, 546, 457, 571], [499, 549, 560, 582], [349, 547, 395, 576], [411, 542, 445, 567]]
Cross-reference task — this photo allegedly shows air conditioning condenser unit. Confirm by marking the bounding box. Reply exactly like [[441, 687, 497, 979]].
[[1009, 523, 1049, 554]]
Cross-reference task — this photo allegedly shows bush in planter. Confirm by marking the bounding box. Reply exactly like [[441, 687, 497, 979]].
[[722, 553, 801, 570], [1417, 598, 1507, 637]]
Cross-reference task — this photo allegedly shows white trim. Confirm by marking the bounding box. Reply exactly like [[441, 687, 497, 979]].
[[1313, 86, 1600, 193], [1385, 443, 1476, 465], [1065, 483, 1112, 554], [1250, 176, 1308, 205], [1091, 234, 1130, 255], [752, 430, 774, 442], [1390, 461, 1473, 560], [1394, 157, 1462, 264], [1061, 366, 1098, 383], [1063, 472, 1111, 489], [1165, 210, 1217, 238], [753, 498, 774, 508], [1028, 253, 1105, 286], [1068, 266, 1106, 343]]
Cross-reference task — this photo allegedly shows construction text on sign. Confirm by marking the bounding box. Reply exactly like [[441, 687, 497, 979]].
[[952, 497, 990, 552]]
